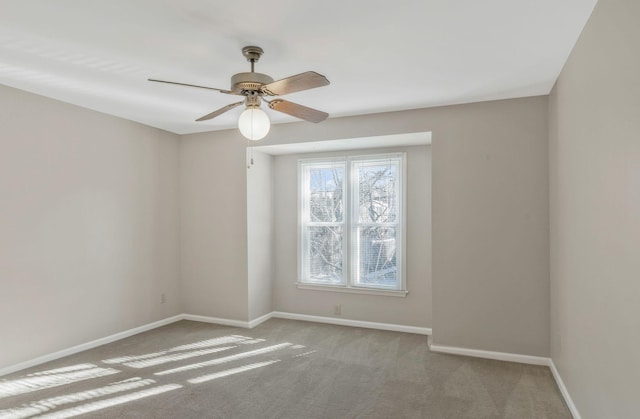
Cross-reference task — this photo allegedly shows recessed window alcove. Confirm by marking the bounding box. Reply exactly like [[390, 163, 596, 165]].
[[246, 132, 432, 325]]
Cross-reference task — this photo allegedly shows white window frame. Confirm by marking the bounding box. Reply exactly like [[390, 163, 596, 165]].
[[297, 152, 407, 297]]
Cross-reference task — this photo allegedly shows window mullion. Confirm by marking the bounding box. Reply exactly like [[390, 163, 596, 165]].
[[348, 156, 357, 288], [349, 156, 357, 289]]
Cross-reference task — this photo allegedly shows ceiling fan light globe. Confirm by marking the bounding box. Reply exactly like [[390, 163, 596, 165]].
[[238, 107, 270, 141]]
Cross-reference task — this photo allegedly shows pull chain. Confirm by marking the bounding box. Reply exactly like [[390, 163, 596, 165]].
[[247, 139, 254, 168]]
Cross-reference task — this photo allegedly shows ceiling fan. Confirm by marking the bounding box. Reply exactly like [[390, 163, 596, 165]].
[[148, 46, 330, 140]]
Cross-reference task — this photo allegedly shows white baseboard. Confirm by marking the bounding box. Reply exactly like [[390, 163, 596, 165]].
[[549, 359, 582, 419], [180, 312, 431, 336], [248, 312, 274, 328], [271, 311, 432, 335], [181, 312, 274, 329], [0, 314, 183, 377], [182, 314, 251, 328], [428, 343, 549, 366]]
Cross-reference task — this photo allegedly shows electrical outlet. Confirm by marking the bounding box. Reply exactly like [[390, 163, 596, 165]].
[[161, 293, 166, 304], [333, 304, 341, 315]]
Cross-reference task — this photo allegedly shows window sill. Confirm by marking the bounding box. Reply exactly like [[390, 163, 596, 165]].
[[296, 282, 408, 297]]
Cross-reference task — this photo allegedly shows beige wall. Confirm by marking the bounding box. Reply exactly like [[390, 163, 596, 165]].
[[431, 98, 549, 356], [0, 85, 181, 370], [179, 131, 249, 321], [549, 0, 640, 416], [247, 150, 274, 321], [272, 146, 431, 326]]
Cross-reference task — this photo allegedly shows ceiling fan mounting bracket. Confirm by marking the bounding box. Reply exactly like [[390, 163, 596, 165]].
[[242, 46, 264, 63]]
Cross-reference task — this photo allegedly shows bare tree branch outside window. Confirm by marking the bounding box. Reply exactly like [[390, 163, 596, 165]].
[[307, 166, 344, 283], [354, 162, 398, 287]]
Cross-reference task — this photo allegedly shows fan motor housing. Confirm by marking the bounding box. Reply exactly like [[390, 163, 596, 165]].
[[231, 72, 274, 93]]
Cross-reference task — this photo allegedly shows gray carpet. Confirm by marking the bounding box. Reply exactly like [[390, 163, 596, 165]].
[[0, 319, 570, 418]]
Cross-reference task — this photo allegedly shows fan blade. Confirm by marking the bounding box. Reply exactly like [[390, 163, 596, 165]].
[[148, 79, 236, 95], [261, 71, 329, 96], [196, 101, 244, 121], [268, 99, 328, 123]]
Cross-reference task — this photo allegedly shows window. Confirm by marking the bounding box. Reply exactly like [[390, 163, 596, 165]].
[[299, 153, 406, 294]]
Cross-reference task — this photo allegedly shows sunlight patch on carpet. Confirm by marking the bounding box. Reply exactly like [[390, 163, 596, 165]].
[[188, 360, 281, 384], [155, 343, 292, 376]]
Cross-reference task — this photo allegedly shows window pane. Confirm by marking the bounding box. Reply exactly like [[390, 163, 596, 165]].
[[309, 166, 343, 222], [355, 226, 397, 288], [307, 226, 344, 283], [356, 161, 398, 223]]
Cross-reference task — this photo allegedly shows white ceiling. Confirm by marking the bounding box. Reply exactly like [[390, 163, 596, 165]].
[[0, 0, 597, 135]]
